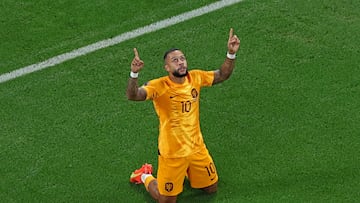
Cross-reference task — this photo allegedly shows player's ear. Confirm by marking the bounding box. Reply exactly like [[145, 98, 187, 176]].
[[164, 64, 170, 71]]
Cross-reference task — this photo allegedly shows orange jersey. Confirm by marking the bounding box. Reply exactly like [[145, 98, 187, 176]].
[[142, 70, 214, 158]]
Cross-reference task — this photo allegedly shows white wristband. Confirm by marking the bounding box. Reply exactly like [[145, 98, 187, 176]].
[[130, 71, 139, 78], [226, 52, 236, 59]]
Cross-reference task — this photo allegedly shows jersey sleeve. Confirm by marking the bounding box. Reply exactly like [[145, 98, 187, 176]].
[[141, 78, 165, 100], [191, 70, 215, 87]]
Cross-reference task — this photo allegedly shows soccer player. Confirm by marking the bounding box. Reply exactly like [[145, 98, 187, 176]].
[[126, 28, 240, 202]]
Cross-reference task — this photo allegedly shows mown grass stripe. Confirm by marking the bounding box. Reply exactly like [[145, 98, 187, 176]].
[[0, 0, 243, 84]]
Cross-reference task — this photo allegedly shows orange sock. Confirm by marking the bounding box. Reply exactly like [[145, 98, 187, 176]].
[[144, 175, 156, 191]]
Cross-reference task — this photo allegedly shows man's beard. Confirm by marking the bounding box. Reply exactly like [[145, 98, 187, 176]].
[[172, 69, 188, 78]]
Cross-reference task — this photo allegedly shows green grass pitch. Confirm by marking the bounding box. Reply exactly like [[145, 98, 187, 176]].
[[1, 0, 360, 202]]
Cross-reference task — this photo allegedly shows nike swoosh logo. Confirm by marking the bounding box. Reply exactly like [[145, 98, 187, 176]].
[[130, 172, 141, 178]]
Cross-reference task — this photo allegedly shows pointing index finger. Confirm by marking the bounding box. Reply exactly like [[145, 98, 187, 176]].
[[229, 28, 234, 39], [133, 48, 140, 58]]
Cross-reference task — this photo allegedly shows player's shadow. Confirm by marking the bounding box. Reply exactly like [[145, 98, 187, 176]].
[[178, 179, 217, 202], [129, 182, 156, 203], [129, 179, 217, 203]]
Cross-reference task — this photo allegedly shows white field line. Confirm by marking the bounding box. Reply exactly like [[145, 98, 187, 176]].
[[0, 0, 243, 84]]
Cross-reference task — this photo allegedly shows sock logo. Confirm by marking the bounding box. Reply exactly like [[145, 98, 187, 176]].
[[165, 182, 173, 192]]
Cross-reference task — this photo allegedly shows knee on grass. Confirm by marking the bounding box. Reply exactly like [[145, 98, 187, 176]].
[[201, 181, 218, 194]]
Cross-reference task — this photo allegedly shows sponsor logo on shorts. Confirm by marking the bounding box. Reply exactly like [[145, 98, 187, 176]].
[[165, 182, 173, 192]]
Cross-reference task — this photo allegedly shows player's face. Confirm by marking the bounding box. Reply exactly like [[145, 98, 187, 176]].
[[165, 50, 188, 77]]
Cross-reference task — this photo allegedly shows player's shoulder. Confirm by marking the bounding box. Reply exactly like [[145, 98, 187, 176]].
[[189, 69, 213, 75], [189, 69, 214, 78], [143, 75, 168, 87], [189, 69, 203, 74]]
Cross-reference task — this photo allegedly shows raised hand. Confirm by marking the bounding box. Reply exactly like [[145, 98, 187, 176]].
[[227, 28, 240, 54], [131, 48, 144, 73]]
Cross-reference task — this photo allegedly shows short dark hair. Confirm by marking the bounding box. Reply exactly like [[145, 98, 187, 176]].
[[163, 48, 180, 60]]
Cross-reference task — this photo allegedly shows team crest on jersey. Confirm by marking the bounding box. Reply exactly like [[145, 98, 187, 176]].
[[191, 88, 198, 99], [165, 182, 174, 192]]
